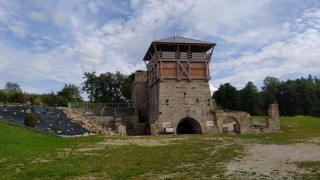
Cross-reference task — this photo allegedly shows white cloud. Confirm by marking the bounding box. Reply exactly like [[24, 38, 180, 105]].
[[52, 12, 69, 27], [209, 83, 218, 95], [212, 20, 320, 89], [0, 0, 319, 97], [29, 11, 47, 22]]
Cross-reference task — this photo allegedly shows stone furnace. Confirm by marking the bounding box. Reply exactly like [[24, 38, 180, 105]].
[[133, 36, 217, 134]]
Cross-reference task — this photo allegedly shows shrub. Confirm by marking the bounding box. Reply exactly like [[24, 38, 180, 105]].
[[24, 114, 39, 127], [10, 92, 27, 104]]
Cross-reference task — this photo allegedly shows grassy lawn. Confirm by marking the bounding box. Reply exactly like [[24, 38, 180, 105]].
[[0, 116, 319, 179]]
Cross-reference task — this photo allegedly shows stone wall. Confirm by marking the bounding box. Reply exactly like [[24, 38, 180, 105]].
[[132, 71, 149, 125], [60, 107, 145, 135], [132, 71, 148, 110], [213, 104, 281, 134], [214, 110, 255, 134], [148, 82, 160, 124], [266, 103, 281, 132], [149, 80, 216, 134]]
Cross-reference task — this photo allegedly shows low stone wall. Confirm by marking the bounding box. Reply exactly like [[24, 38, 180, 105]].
[[59, 107, 145, 136], [214, 110, 255, 134], [213, 104, 281, 134]]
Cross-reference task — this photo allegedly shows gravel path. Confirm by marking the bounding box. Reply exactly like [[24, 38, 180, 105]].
[[226, 139, 320, 179]]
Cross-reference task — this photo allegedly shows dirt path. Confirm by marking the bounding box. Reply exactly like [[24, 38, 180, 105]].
[[226, 137, 320, 179]]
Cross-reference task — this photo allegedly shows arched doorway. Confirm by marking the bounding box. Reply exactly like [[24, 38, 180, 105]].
[[222, 117, 241, 134], [176, 117, 202, 134]]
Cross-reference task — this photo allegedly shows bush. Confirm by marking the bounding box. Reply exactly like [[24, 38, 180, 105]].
[[24, 114, 39, 128], [10, 92, 27, 104]]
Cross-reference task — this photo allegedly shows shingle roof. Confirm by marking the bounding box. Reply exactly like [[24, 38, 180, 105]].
[[143, 36, 216, 61], [153, 36, 214, 45]]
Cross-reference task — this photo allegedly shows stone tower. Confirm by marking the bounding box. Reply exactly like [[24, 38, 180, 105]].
[[141, 36, 217, 134]]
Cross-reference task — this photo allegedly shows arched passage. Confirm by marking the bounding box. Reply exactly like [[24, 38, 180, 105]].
[[222, 117, 241, 134], [176, 117, 202, 134]]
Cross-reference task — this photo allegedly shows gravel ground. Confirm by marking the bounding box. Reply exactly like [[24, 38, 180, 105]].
[[226, 139, 320, 179]]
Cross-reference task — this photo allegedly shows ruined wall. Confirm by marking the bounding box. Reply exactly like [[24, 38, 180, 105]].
[[149, 80, 217, 134], [266, 103, 281, 132], [213, 104, 281, 134], [60, 107, 145, 135], [214, 110, 255, 134]]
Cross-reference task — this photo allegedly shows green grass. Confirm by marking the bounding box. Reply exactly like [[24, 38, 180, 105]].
[[294, 162, 320, 179], [0, 116, 319, 179], [250, 115, 268, 124], [237, 116, 320, 144]]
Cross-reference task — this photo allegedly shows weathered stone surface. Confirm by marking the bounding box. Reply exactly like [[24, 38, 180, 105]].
[[266, 104, 281, 132], [59, 107, 146, 135], [133, 71, 281, 135], [214, 110, 255, 134], [147, 79, 217, 134]]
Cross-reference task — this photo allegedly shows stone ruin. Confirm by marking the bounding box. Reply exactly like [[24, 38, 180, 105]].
[[64, 36, 281, 135]]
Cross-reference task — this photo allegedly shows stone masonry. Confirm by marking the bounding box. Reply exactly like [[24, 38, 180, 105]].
[[149, 80, 216, 134], [132, 71, 281, 135]]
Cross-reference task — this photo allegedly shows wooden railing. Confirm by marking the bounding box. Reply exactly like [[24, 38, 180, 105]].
[[146, 51, 212, 69]]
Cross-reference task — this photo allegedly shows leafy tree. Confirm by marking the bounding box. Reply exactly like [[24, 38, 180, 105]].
[[0, 90, 10, 103], [4, 82, 22, 92], [82, 71, 133, 103], [10, 92, 27, 104], [212, 83, 238, 110], [238, 81, 263, 115], [261, 76, 280, 113], [213, 74, 320, 117], [57, 84, 82, 102]]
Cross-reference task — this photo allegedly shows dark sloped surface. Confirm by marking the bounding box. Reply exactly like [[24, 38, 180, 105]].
[[0, 105, 88, 136]]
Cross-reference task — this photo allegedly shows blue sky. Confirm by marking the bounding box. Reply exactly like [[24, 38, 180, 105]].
[[0, 0, 320, 98]]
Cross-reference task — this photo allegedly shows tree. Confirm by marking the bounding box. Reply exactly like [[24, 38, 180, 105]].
[[261, 76, 280, 114], [82, 71, 133, 103], [212, 83, 238, 110], [0, 90, 10, 103], [238, 81, 263, 115], [4, 82, 22, 92], [57, 84, 82, 102]]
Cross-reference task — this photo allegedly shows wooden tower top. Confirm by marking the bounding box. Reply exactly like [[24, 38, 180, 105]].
[[143, 36, 215, 61], [143, 36, 216, 86]]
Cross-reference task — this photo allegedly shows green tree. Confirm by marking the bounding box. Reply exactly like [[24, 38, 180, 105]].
[[261, 76, 280, 114], [82, 71, 133, 103], [57, 84, 82, 102], [0, 90, 10, 103], [212, 83, 238, 110], [10, 92, 27, 104], [4, 82, 22, 92], [238, 81, 263, 115]]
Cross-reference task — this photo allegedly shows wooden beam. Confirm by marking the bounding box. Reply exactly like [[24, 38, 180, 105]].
[[160, 59, 163, 78], [177, 44, 179, 59], [153, 43, 158, 53], [178, 61, 190, 77], [205, 62, 209, 79], [177, 61, 180, 80], [188, 60, 191, 80], [156, 62, 159, 79], [149, 51, 153, 62]]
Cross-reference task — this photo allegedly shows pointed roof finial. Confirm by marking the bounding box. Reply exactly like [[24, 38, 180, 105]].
[[174, 32, 176, 39]]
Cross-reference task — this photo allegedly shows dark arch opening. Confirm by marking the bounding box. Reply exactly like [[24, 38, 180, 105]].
[[177, 117, 202, 134]]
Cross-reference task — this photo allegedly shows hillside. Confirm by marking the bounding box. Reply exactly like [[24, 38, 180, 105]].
[[0, 116, 319, 179]]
